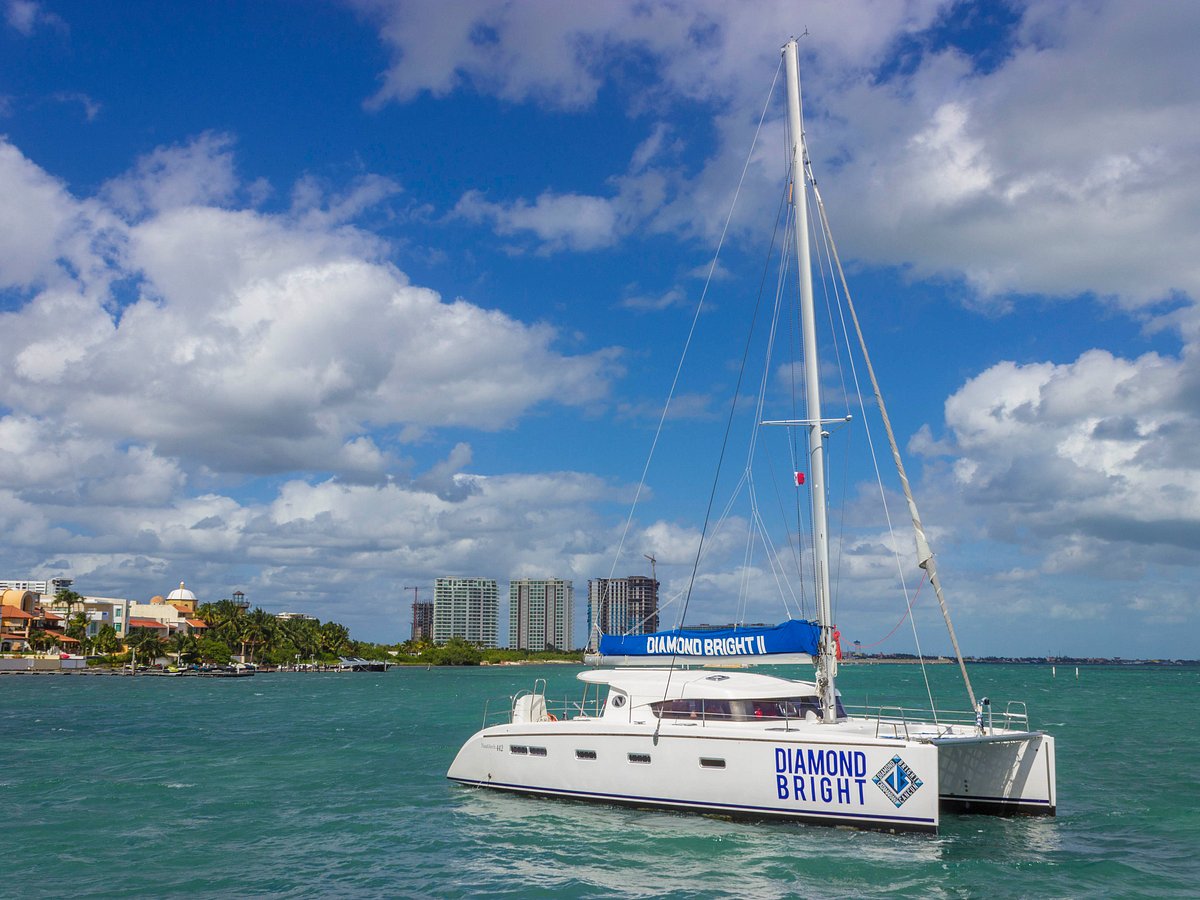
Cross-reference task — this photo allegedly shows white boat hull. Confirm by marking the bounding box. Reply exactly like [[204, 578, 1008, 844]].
[[449, 718, 1057, 833], [936, 731, 1057, 816]]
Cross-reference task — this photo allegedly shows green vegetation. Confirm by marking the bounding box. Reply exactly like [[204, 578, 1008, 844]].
[[191, 601, 357, 665], [384, 637, 582, 667]]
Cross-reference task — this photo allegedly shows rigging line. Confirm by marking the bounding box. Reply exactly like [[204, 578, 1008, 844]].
[[656, 156, 792, 721], [806, 179, 855, 631], [774, 211, 810, 619], [804, 175, 848, 624], [750, 495, 800, 619], [777, 203, 815, 617], [746, 478, 800, 620], [807, 177, 935, 717], [858, 570, 927, 648], [676, 171, 796, 619], [760, 438, 807, 616], [808, 174, 971, 716], [609, 54, 784, 620], [627, 462, 753, 637]]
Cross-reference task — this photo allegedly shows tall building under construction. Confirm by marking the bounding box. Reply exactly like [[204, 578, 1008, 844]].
[[586, 575, 659, 651]]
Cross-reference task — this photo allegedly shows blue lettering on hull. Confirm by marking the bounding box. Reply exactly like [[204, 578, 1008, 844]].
[[774, 747, 869, 807]]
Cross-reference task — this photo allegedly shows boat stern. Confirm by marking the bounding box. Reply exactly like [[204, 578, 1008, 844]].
[[935, 731, 1056, 817]]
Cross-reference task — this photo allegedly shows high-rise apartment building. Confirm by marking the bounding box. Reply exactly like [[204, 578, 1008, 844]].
[[587, 575, 659, 650], [0, 577, 74, 598], [433, 577, 499, 647], [509, 578, 573, 652]]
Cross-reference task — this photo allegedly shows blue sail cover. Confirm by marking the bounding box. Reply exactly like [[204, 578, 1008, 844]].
[[597, 619, 820, 659]]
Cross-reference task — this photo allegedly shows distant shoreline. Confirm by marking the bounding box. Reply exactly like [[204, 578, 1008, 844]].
[[5, 657, 1197, 676]]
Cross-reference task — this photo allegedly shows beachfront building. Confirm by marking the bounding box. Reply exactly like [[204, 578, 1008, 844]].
[[82, 597, 133, 638], [433, 578, 498, 648], [166, 582, 198, 614], [128, 583, 208, 636], [1, 591, 35, 651], [587, 576, 659, 651], [509, 578, 573, 652]]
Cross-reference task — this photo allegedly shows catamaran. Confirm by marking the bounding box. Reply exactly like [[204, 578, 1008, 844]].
[[447, 38, 1056, 834]]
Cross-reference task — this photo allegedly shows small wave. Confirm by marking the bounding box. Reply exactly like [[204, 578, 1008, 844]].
[[163, 783, 195, 789]]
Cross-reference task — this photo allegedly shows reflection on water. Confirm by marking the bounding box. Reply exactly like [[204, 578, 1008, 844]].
[[452, 786, 947, 899]]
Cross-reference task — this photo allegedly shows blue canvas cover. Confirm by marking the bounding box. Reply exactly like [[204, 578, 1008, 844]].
[[597, 619, 820, 659]]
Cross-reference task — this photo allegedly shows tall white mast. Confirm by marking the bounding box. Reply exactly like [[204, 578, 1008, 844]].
[[783, 38, 838, 722]]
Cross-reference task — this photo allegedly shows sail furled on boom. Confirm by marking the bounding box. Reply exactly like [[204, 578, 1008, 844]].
[[597, 619, 821, 659]]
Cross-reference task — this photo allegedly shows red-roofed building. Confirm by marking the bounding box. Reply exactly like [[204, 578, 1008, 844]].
[[185, 618, 208, 634], [127, 617, 170, 638], [1, 605, 34, 651]]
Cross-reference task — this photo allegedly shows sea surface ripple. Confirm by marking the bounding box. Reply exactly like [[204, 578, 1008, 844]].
[[4, 663, 1198, 898]]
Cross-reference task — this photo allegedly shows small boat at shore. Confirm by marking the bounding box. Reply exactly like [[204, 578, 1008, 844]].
[[197, 664, 255, 677], [447, 37, 1056, 833]]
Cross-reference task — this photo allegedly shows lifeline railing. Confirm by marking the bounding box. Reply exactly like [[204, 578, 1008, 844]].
[[846, 702, 1034, 739], [479, 690, 606, 730]]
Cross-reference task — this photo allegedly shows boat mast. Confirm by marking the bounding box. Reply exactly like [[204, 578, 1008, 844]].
[[783, 38, 838, 722]]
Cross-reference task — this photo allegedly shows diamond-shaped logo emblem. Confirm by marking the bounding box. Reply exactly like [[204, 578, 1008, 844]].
[[873, 755, 923, 807]]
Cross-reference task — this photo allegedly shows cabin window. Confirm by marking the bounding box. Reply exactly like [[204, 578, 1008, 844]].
[[649, 698, 733, 721], [699, 757, 726, 769], [529, 746, 547, 757], [576, 749, 597, 760], [510, 745, 529, 755], [628, 753, 652, 764], [730, 696, 848, 721]]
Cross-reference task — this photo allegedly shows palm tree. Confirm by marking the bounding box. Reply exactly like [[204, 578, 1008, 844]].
[[318, 621, 351, 658], [55, 589, 85, 618], [66, 611, 88, 646], [93, 623, 121, 655], [279, 618, 320, 663], [196, 599, 246, 636], [242, 608, 276, 663], [27, 629, 55, 653], [125, 627, 166, 666], [168, 631, 197, 667]]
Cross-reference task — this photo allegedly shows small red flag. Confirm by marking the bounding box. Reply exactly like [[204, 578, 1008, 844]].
[[794, 472, 805, 486]]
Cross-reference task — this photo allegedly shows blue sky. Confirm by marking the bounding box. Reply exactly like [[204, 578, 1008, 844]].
[[2, 0, 1198, 657]]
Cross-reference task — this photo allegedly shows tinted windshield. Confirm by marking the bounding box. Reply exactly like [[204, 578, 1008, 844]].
[[650, 695, 845, 721], [650, 698, 733, 720]]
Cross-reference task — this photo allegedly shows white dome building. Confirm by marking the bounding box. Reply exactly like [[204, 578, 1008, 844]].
[[166, 581, 197, 604]]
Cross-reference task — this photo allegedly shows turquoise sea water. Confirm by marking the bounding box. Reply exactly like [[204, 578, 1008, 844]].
[[4, 663, 1198, 898]]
